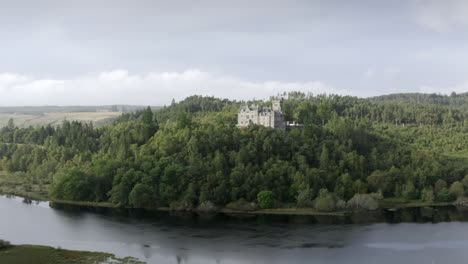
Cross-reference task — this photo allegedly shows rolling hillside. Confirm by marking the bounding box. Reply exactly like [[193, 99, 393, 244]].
[[0, 105, 161, 128]]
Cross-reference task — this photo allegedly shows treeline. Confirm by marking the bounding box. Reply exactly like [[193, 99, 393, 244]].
[[370, 92, 468, 106], [0, 93, 467, 211]]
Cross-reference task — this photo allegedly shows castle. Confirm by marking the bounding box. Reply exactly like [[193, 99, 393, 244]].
[[237, 98, 286, 130]]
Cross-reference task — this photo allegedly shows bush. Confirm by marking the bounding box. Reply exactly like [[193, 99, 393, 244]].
[[313, 189, 337, 212], [336, 199, 347, 210], [257, 191, 274, 209], [402, 182, 418, 200], [421, 187, 434, 202], [346, 194, 378, 211], [462, 174, 468, 188], [0, 240, 11, 249], [436, 188, 456, 202], [169, 200, 193, 211], [296, 188, 313, 207], [196, 201, 217, 213], [369, 191, 383, 201], [449, 181, 464, 198], [454, 197, 468, 207], [225, 199, 257, 211], [434, 179, 447, 194]]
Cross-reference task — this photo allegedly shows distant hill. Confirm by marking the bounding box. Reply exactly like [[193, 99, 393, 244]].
[[369, 92, 468, 106], [0, 105, 160, 115], [0, 105, 161, 128]]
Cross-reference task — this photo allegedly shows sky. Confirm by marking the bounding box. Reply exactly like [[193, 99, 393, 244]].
[[1, 0, 468, 106]]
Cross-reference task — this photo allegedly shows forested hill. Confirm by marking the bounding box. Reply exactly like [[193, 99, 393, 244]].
[[370, 92, 468, 106], [0, 93, 467, 212]]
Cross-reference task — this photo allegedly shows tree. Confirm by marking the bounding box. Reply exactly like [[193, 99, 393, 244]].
[[434, 179, 447, 194], [449, 181, 464, 198], [1, 94, 467, 211], [402, 181, 417, 200], [346, 194, 378, 211], [461, 174, 468, 188], [421, 187, 434, 202], [129, 183, 156, 208], [319, 145, 330, 170], [257, 190, 274, 209], [436, 188, 455, 202], [51, 169, 94, 201], [296, 188, 313, 207]]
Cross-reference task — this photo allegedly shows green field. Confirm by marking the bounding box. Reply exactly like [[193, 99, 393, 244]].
[[0, 112, 122, 128], [0, 105, 161, 128]]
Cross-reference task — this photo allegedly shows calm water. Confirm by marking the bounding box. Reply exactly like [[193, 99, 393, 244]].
[[2, 195, 468, 264]]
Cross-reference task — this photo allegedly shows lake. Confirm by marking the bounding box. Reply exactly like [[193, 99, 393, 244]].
[[2, 195, 468, 264]]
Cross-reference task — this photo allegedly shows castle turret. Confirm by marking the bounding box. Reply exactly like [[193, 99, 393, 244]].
[[272, 98, 283, 112]]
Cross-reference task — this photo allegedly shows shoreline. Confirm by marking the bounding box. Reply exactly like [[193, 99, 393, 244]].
[[0, 191, 458, 217]]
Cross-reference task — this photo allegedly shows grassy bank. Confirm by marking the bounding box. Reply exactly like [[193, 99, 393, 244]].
[[0, 245, 145, 264], [219, 208, 349, 216], [379, 197, 453, 209]]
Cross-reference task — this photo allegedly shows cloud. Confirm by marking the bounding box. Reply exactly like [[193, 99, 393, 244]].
[[419, 81, 468, 94], [364, 69, 375, 79], [413, 0, 468, 31], [363, 68, 400, 79], [414, 51, 434, 60], [0, 70, 349, 106]]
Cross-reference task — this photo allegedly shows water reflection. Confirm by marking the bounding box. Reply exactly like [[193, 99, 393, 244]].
[[2, 195, 468, 264]]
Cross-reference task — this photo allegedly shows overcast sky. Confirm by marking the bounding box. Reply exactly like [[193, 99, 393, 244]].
[[1, 0, 468, 106]]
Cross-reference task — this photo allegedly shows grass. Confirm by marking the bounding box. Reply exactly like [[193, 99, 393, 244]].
[[0, 245, 145, 264], [0, 171, 50, 200], [0, 171, 117, 208], [379, 197, 453, 209], [219, 207, 348, 216]]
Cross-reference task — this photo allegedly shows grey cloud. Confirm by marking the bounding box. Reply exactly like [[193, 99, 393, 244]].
[[0, 0, 467, 104], [413, 0, 468, 31], [0, 70, 349, 106]]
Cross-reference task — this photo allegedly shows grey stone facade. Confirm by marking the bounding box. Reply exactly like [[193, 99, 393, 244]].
[[237, 99, 286, 130]]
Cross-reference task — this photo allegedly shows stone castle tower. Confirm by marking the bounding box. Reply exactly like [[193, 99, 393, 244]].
[[272, 98, 283, 112]]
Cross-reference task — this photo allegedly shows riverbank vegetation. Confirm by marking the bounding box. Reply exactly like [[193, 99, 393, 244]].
[[0, 241, 145, 264], [0, 92, 467, 213]]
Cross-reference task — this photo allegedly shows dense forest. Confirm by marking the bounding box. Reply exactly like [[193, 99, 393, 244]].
[[0, 92, 467, 212]]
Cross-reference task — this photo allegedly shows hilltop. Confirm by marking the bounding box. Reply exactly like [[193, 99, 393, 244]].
[[0, 93, 466, 214]]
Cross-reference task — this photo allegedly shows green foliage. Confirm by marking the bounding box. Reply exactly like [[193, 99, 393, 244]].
[[257, 190, 274, 209], [314, 189, 337, 212], [296, 188, 313, 207], [402, 182, 418, 200], [434, 179, 448, 194], [421, 187, 435, 202], [461, 174, 468, 188], [449, 181, 464, 198], [346, 194, 378, 211], [0, 93, 467, 210], [129, 183, 156, 208], [436, 188, 456, 202], [51, 169, 94, 201]]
